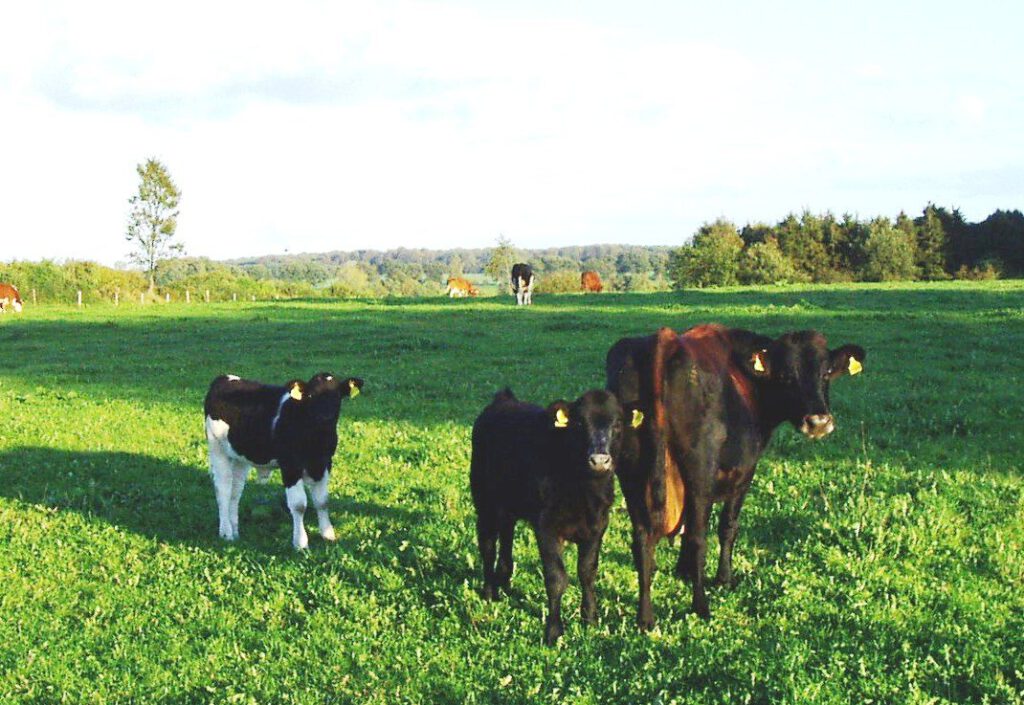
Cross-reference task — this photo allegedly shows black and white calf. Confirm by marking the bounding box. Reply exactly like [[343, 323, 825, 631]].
[[510, 263, 535, 306], [203, 372, 364, 549]]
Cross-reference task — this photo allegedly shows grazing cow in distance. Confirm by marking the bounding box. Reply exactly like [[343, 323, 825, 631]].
[[510, 263, 535, 305], [0, 283, 23, 313], [446, 277, 479, 297], [471, 387, 643, 644], [204, 372, 364, 549], [581, 271, 603, 293], [606, 324, 865, 628]]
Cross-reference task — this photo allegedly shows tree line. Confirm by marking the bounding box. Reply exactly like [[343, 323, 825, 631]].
[[2, 205, 1020, 304], [669, 206, 1023, 288]]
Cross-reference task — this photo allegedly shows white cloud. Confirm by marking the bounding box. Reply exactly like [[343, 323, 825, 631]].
[[1, 1, 1022, 264]]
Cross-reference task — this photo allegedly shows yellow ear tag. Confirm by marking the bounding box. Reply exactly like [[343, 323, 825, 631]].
[[554, 408, 569, 428], [847, 357, 862, 376], [290, 384, 303, 401], [753, 352, 766, 373], [631, 409, 644, 429], [348, 380, 360, 397]]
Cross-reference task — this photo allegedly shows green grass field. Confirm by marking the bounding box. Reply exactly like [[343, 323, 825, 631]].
[[1, 282, 1022, 704]]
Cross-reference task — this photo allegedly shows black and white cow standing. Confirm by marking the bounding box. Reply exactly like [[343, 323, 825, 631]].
[[510, 263, 535, 306], [204, 372, 364, 549]]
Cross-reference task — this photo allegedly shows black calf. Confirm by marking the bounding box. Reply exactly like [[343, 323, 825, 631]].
[[469, 388, 640, 644]]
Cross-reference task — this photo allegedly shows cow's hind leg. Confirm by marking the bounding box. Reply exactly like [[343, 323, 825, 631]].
[[476, 514, 500, 600], [713, 484, 749, 587], [209, 445, 236, 541], [228, 461, 249, 540], [631, 526, 657, 630], [683, 496, 713, 620], [494, 516, 515, 592]]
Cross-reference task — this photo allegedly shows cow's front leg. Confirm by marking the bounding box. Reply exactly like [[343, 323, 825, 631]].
[[307, 469, 336, 542], [283, 478, 308, 550], [577, 534, 603, 625], [537, 528, 567, 645]]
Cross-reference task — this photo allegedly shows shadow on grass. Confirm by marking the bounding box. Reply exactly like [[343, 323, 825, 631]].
[[0, 445, 476, 596]]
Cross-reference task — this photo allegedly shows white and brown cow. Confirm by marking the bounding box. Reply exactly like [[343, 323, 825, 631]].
[[0, 283, 23, 313], [204, 372, 363, 549]]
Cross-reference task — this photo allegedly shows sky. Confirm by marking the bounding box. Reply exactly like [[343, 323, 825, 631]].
[[1, 0, 1021, 266]]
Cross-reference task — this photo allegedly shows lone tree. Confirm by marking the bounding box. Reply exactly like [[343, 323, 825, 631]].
[[484, 234, 517, 292], [126, 158, 183, 292]]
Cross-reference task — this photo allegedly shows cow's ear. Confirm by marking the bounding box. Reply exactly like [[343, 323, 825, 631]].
[[623, 403, 645, 429], [829, 345, 866, 380], [344, 377, 364, 398], [547, 401, 571, 429], [288, 380, 306, 401], [749, 349, 771, 378]]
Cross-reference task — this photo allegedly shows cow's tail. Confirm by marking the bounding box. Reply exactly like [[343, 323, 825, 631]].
[[650, 327, 679, 517]]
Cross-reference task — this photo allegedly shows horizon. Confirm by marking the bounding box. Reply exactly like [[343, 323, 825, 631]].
[[3, 2, 1021, 267]]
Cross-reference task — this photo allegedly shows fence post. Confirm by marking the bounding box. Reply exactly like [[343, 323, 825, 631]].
[[32, 289, 37, 304], [114, 291, 119, 306], [205, 290, 210, 303], [251, 295, 256, 302], [185, 289, 190, 304], [232, 293, 237, 302], [165, 293, 170, 303], [77, 290, 82, 307], [140, 292, 145, 305]]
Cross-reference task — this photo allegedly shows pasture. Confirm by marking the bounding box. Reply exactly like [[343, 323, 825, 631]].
[[0, 282, 1022, 704]]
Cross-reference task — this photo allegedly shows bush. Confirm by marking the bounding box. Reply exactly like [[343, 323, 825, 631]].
[[862, 219, 917, 281], [669, 220, 743, 288], [739, 237, 805, 285], [533, 270, 580, 294], [954, 260, 1002, 280]]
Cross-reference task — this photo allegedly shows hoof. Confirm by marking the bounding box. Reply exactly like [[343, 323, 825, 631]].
[[321, 526, 337, 542]]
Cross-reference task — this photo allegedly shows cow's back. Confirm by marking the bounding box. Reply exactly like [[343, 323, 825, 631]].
[[470, 398, 547, 519]]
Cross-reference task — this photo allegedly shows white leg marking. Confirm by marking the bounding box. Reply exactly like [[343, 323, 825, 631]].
[[209, 447, 236, 540], [285, 483, 309, 550], [229, 463, 248, 540], [308, 471, 336, 541]]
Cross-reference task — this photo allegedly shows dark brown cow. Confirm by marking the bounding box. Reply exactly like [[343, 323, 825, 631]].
[[581, 271, 603, 293], [0, 283, 23, 313], [607, 324, 865, 628], [446, 277, 479, 297]]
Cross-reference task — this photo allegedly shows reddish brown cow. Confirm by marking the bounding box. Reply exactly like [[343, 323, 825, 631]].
[[446, 277, 479, 298], [0, 283, 23, 313], [607, 324, 865, 628], [581, 271, 603, 293]]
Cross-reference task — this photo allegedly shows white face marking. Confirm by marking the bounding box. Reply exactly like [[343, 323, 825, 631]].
[[325, 375, 333, 381], [226, 374, 240, 381]]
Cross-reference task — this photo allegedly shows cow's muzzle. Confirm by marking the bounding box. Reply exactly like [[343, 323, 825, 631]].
[[800, 414, 834, 439], [588, 453, 613, 472]]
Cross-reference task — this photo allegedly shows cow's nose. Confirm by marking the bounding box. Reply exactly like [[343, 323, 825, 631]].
[[802, 414, 834, 437], [588, 454, 613, 472]]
